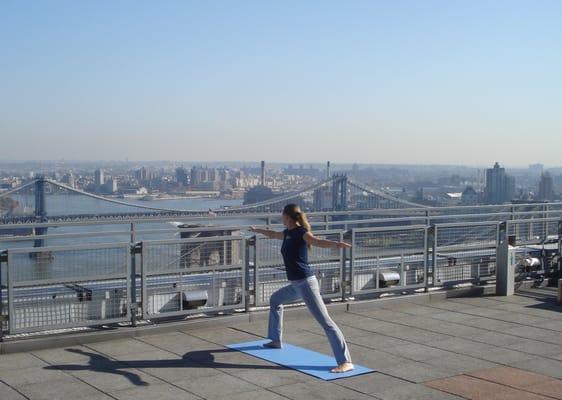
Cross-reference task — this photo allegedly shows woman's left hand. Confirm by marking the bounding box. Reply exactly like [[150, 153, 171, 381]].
[[336, 241, 352, 249]]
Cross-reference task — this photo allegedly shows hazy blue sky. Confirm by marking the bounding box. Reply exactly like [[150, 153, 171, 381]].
[[2, 1, 561, 166]]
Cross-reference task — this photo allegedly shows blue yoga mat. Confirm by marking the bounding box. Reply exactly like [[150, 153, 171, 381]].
[[226, 339, 374, 381]]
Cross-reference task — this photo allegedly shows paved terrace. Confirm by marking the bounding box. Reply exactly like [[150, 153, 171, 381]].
[[1, 287, 562, 400]]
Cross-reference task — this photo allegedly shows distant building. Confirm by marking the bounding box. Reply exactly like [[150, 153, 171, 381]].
[[94, 169, 105, 186], [529, 163, 544, 174], [219, 168, 230, 183], [190, 166, 223, 189], [62, 172, 75, 188], [190, 166, 203, 186], [135, 166, 153, 182], [461, 186, 479, 205], [175, 167, 188, 187], [243, 161, 276, 204], [538, 172, 554, 201], [106, 178, 118, 193], [284, 164, 321, 178], [207, 168, 218, 182], [484, 162, 515, 204], [243, 185, 275, 204]]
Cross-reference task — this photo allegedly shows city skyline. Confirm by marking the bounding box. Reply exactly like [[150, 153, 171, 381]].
[[2, 1, 562, 165]]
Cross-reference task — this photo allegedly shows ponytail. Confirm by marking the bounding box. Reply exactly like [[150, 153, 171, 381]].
[[295, 211, 311, 234]]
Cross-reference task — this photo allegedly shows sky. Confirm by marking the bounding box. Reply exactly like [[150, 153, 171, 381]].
[[1, 0, 562, 166]]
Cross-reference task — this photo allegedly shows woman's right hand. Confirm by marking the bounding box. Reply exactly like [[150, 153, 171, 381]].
[[336, 241, 352, 249]]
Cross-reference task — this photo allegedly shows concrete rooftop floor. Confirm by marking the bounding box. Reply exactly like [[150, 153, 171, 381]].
[[1, 287, 562, 400]]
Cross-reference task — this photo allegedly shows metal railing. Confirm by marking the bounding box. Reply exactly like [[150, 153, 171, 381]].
[[433, 222, 500, 286], [5, 243, 131, 335], [350, 225, 428, 296], [0, 211, 561, 337], [140, 236, 246, 320]]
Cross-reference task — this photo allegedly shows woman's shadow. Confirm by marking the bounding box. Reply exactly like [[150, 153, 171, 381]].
[[44, 347, 286, 386]]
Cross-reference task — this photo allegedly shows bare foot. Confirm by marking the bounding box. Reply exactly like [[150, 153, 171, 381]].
[[331, 362, 354, 373], [263, 340, 282, 349]]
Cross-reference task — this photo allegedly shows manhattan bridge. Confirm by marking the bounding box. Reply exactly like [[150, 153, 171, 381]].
[[0, 175, 427, 225]]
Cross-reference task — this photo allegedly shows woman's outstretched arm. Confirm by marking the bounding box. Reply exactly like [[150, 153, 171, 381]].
[[249, 226, 284, 240], [303, 232, 352, 249]]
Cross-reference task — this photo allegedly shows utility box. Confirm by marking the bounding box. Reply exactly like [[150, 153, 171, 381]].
[[496, 235, 517, 296]]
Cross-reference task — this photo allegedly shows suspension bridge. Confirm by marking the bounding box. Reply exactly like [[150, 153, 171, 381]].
[[0, 175, 427, 225]]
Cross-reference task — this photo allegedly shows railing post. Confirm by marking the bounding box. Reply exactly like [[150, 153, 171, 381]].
[[558, 219, 562, 281], [253, 235, 259, 307], [346, 229, 355, 300], [428, 225, 436, 288], [496, 222, 514, 296], [130, 242, 142, 327], [425, 226, 433, 292], [542, 204, 548, 241], [340, 230, 346, 302], [400, 253, 405, 288], [0, 250, 7, 341], [244, 237, 254, 312]]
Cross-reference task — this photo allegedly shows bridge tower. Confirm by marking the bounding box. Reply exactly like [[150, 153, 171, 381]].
[[34, 176, 48, 248], [331, 175, 348, 211]]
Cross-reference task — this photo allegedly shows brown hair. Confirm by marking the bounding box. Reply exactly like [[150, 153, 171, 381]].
[[283, 204, 312, 249]]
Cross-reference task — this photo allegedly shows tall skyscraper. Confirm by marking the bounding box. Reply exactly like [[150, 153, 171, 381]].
[[135, 166, 152, 182], [485, 162, 515, 204], [175, 167, 188, 186], [62, 172, 75, 188], [538, 172, 554, 201], [107, 178, 118, 193], [94, 168, 105, 186]]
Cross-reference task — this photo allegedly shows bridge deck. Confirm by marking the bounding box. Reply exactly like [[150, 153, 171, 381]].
[[1, 288, 561, 400]]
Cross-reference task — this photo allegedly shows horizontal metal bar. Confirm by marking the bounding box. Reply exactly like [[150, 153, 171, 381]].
[[429, 213, 510, 221], [434, 221, 500, 228], [141, 236, 244, 246], [435, 243, 498, 253], [0, 230, 132, 242], [6, 242, 130, 254], [145, 264, 244, 275], [3, 201, 562, 230], [353, 283, 426, 295], [2, 210, 559, 236], [256, 258, 341, 267], [353, 249, 426, 258], [352, 225, 427, 233], [145, 304, 243, 320], [507, 217, 561, 224], [11, 274, 129, 287], [9, 317, 130, 335]]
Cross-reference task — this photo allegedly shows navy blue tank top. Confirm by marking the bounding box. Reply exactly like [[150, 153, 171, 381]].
[[280, 226, 314, 281]]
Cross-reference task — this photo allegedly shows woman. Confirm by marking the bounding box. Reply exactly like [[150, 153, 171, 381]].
[[249, 204, 354, 373]]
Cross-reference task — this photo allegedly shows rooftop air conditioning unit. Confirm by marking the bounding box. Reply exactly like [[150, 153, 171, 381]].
[[379, 271, 400, 288], [182, 290, 208, 309]]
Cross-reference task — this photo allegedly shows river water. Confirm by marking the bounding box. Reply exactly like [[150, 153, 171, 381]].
[[0, 194, 265, 249]]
